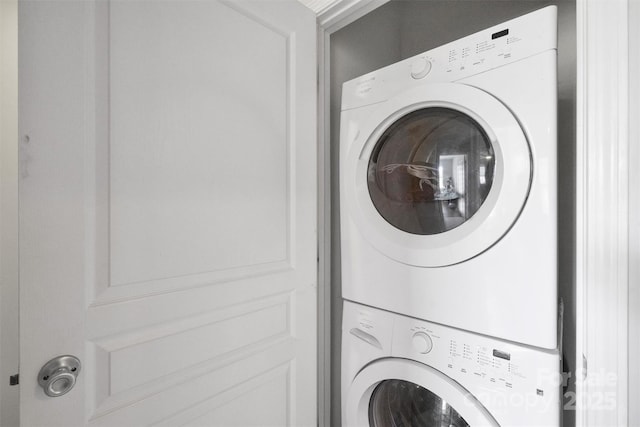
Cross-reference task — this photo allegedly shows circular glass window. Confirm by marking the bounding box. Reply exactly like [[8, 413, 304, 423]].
[[369, 379, 470, 427], [367, 108, 495, 235]]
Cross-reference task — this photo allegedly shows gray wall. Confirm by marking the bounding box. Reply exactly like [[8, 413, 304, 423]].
[[330, 1, 576, 425]]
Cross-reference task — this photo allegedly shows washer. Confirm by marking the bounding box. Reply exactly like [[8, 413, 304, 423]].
[[342, 301, 561, 426], [339, 7, 558, 348]]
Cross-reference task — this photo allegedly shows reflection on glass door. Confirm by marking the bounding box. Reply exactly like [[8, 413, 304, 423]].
[[367, 108, 495, 235], [369, 379, 470, 427], [436, 154, 466, 230]]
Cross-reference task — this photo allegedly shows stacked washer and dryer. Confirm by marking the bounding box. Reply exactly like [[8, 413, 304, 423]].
[[340, 6, 561, 426]]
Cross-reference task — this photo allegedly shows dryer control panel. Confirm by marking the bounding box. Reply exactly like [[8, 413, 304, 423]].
[[342, 5, 558, 111]]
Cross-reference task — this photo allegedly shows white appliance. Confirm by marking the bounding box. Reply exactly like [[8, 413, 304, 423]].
[[339, 6, 558, 349], [342, 301, 561, 426]]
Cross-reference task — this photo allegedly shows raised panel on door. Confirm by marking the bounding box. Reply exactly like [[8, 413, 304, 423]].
[[19, 1, 317, 425], [108, 0, 291, 290]]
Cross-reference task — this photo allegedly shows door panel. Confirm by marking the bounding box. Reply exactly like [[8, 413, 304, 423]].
[[19, 1, 317, 425], [108, 0, 290, 286]]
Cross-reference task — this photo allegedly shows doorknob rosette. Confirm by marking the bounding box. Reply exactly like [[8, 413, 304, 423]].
[[37, 355, 81, 397]]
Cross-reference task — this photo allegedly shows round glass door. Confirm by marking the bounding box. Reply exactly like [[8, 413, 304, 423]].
[[369, 379, 469, 427], [343, 83, 531, 267], [344, 358, 499, 426], [367, 108, 495, 235]]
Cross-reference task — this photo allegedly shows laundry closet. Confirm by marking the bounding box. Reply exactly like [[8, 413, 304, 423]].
[[329, 1, 576, 425], [4, 0, 636, 424]]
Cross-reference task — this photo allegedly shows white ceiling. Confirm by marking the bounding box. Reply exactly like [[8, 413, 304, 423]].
[[297, 0, 341, 14]]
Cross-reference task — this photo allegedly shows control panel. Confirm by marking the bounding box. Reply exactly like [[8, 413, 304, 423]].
[[443, 28, 519, 75], [391, 312, 560, 397], [409, 26, 523, 82], [341, 6, 557, 111]]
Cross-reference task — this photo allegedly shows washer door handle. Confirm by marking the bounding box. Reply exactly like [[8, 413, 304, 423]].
[[38, 355, 81, 397]]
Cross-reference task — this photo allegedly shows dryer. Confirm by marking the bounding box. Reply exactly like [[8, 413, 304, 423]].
[[339, 6, 558, 348], [342, 301, 561, 426]]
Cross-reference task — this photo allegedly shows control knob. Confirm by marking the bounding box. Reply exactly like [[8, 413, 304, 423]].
[[412, 331, 433, 354], [410, 58, 432, 79]]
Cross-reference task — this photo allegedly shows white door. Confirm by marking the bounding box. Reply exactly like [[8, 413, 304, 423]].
[[18, 1, 317, 425]]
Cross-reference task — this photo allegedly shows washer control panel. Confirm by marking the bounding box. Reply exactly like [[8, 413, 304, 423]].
[[391, 312, 560, 397]]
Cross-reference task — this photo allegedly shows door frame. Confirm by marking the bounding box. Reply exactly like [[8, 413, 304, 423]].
[[574, 0, 631, 425], [628, 1, 640, 425], [0, 0, 19, 425], [315, 2, 389, 426], [316, 0, 633, 425]]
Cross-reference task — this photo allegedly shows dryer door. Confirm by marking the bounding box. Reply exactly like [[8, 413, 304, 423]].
[[344, 83, 531, 267], [345, 359, 498, 427]]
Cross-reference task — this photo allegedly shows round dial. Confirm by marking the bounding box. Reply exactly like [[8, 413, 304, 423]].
[[412, 332, 433, 354], [410, 58, 432, 79]]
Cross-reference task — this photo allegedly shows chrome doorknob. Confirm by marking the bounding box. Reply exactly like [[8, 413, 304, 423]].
[[38, 355, 81, 397]]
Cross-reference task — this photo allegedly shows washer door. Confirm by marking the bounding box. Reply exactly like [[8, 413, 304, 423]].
[[345, 359, 498, 427], [344, 83, 531, 267]]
